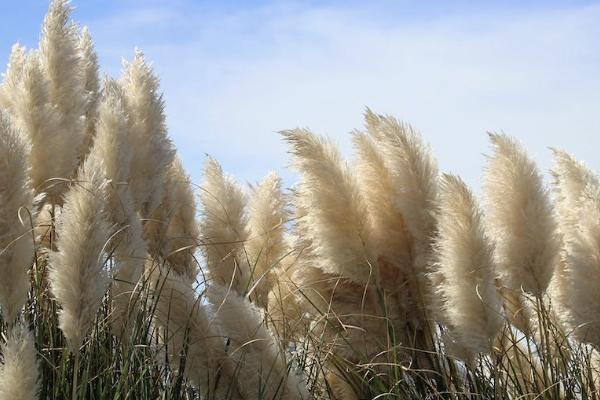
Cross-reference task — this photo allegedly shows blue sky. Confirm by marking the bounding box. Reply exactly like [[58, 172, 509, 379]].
[[2, 0, 600, 191]]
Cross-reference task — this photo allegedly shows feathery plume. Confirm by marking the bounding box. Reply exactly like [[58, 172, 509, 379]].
[[283, 129, 374, 284], [207, 285, 308, 400], [119, 50, 174, 218], [434, 174, 503, 354], [549, 149, 599, 340], [199, 157, 250, 294], [364, 110, 438, 253], [352, 131, 413, 291], [0, 110, 34, 322], [561, 183, 600, 346], [49, 157, 110, 351], [246, 172, 289, 308], [0, 325, 39, 400], [148, 266, 243, 398], [0, 44, 26, 108], [2, 50, 72, 202], [361, 110, 439, 330], [76, 79, 147, 339], [551, 149, 598, 239], [483, 133, 559, 296], [145, 157, 199, 282], [39, 0, 87, 174], [89, 79, 132, 222], [78, 26, 100, 159]]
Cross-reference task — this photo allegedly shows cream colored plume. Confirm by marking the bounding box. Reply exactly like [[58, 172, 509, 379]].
[[207, 285, 308, 400], [283, 129, 374, 284], [0, 324, 39, 400], [39, 0, 87, 180], [434, 174, 503, 354], [483, 133, 559, 296], [246, 172, 289, 308], [561, 183, 600, 346], [0, 110, 34, 323], [199, 157, 250, 293], [352, 131, 412, 288], [145, 157, 199, 282], [148, 266, 243, 399], [81, 79, 147, 339], [78, 26, 100, 159], [1, 50, 70, 202], [111, 209, 146, 341], [548, 149, 597, 331], [89, 79, 133, 221], [363, 110, 438, 255], [49, 157, 110, 351], [551, 149, 598, 239], [119, 50, 174, 218], [0, 44, 26, 109]]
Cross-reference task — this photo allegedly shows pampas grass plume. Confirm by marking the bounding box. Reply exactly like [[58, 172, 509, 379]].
[[246, 172, 289, 307], [364, 110, 438, 250], [283, 128, 374, 284], [199, 157, 250, 293], [1, 50, 69, 201], [119, 50, 174, 218], [208, 285, 307, 400], [145, 157, 199, 282], [49, 158, 110, 351], [434, 174, 503, 354], [0, 110, 34, 322], [0, 325, 39, 400], [78, 26, 100, 158], [39, 0, 86, 172], [149, 266, 242, 398], [561, 181, 600, 345], [483, 133, 559, 296]]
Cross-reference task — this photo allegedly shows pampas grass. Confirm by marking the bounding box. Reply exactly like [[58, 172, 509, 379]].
[[0, 110, 34, 323], [48, 156, 110, 351], [5, 2, 600, 399], [283, 129, 374, 285], [434, 174, 503, 355], [145, 157, 199, 282], [0, 50, 67, 201], [149, 265, 242, 399], [246, 172, 289, 308], [208, 284, 307, 399], [119, 50, 174, 218], [77, 27, 99, 159], [0, 325, 39, 400], [39, 0, 87, 186], [199, 157, 250, 294], [483, 133, 559, 297]]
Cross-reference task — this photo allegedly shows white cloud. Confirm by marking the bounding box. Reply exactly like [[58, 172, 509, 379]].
[[86, 1, 600, 190]]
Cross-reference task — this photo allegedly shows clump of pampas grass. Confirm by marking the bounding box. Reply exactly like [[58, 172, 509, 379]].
[[0, 110, 34, 323]]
